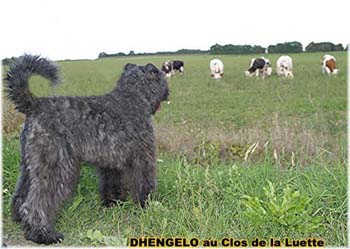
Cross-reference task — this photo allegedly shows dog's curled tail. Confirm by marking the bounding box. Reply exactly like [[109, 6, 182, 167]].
[[5, 54, 60, 115]]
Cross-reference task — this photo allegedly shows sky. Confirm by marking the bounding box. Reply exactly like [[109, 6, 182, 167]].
[[1, 0, 349, 60]]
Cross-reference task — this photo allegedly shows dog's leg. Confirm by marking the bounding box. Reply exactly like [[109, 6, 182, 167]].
[[12, 126, 31, 222], [96, 168, 127, 207], [20, 142, 80, 245], [129, 152, 157, 208], [12, 161, 30, 223]]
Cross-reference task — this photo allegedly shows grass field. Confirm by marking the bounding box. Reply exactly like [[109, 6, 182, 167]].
[[2, 52, 347, 246]]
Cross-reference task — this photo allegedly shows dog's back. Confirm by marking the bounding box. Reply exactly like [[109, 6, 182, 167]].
[[5, 55, 155, 166]]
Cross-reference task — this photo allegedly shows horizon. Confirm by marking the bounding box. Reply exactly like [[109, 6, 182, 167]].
[[3, 41, 347, 62]]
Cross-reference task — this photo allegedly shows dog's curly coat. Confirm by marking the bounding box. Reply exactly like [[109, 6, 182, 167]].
[[5, 55, 169, 245]]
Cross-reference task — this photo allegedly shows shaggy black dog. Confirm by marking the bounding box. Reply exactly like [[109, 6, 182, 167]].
[[5, 55, 169, 245]]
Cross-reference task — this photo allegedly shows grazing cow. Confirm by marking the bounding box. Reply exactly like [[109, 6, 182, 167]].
[[277, 55, 293, 78], [161, 60, 173, 77], [321, 54, 338, 75], [172, 60, 184, 74], [161, 60, 184, 77], [245, 57, 272, 78], [210, 59, 224, 79]]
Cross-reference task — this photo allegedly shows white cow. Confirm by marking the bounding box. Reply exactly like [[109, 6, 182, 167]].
[[210, 59, 224, 79], [276, 55, 293, 78]]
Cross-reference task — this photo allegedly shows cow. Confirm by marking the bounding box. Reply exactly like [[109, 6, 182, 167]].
[[245, 57, 272, 78], [276, 55, 293, 78], [161, 60, 184, 77], [161, 60, 173, 78], [210, 59, 224, 79], [172, 60, 184, 74], [321, 54, 338, 75]]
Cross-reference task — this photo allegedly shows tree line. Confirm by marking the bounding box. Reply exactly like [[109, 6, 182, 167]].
[[97, 49, 209, 59], [97, 41, 346, 58], [211, 41, 346, 54], [1, 42, 347, 64]]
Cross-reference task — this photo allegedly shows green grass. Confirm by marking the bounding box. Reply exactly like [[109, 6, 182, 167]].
[[21, 52, 346, 166], [2, 52, 347, 246], [29, 52, 347, 130], [2, 138, 347, 246]]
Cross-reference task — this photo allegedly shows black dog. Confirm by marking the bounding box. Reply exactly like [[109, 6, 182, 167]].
[[5, 55, 169, 245]]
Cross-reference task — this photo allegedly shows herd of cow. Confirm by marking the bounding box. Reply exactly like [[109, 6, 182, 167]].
[[161, 54, 339, 80]]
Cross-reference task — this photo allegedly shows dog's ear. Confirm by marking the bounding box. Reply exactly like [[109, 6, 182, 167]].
[[124, 63, 137, 71], [145, 63, 159, 74]]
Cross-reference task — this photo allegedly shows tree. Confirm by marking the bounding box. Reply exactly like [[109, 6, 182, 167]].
[[305, 42, 344, 52], [2, 57, 16, 65], [267, 41, 303, 53], [210, 43, 266, 54], [98, 52, 108, 58], [334, 44, 344, 51]]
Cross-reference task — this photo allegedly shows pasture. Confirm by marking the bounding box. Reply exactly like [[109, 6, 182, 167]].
[[2, 52, 347, 246]]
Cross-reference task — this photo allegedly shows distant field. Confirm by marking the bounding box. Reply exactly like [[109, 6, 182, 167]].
[[28, 52, 348, 130], [5, 52, 347, 165], [2, 52, 347, 246]]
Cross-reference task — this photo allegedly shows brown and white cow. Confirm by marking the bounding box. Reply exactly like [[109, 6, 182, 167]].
[[321, 54, 338, 75]]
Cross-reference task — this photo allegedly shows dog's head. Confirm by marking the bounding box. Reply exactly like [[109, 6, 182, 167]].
[[117, 63, 169, 114]]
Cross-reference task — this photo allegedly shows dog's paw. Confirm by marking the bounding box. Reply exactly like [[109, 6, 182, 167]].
[[25, 228, 64, 245], [102, 199, 117, 208]]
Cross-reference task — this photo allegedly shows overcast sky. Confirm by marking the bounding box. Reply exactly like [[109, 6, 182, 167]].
[[1, 0, 349, 60]]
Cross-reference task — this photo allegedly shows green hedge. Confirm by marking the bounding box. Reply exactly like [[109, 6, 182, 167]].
[[305, 42, 344, 52]]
